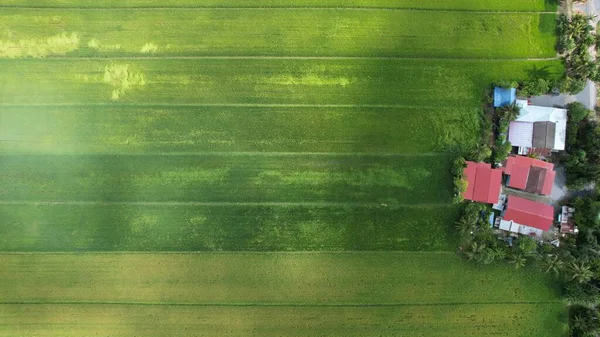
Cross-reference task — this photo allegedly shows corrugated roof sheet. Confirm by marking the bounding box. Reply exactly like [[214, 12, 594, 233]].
[[509, 164, 530, 190], [508, 121, 533, 147], [525, 166, 547, 194], [503, 196, 554, 231], [462, 161, 502, 204], [505, 156, 555, 196], [532, 122, 556, 148], [515, 100, 567, 150]]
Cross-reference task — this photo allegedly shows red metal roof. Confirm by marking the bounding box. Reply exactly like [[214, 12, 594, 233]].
[[504, 156, 555, 196], [488, 169, 503, 203], [508, 165, 529, 190], [503, 196, 554, 231], [542, 170, 555, 195], [463, 161, 502, 204]]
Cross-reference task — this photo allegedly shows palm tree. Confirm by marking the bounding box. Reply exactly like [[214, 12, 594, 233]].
[[455, 213, 478, 236], [566, 261, 594, 284], [540, 254, 564, 275], [469, 143, 491, 162], [498, 103, 521, 122], [508, 252, 527, 269], [464, 241, 486, 262]]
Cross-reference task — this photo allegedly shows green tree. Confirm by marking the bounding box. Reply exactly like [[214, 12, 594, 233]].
[[519, 78, 550, 97], [539, 254, 564, 275], [507, 251, 527, 269], [517, 236, 538, 255], [455, 212, 478, 236], [568, 102, 592, 124], [566, 261, 594, 284], [498, 103, 521, 122], [468, 143, 491, 163]]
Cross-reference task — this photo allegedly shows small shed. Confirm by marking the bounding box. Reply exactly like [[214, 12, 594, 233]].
[[493, 87, 517, 108]]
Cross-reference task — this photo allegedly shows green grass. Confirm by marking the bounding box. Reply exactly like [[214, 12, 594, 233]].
[[0, 204, 461, 251], [0, 154, 453, 203], [0, 253, 566, 336], [0, 253, 560, 303], [0, 105, 482, 154], [0, 10, 557, 58], [0, 3, 567, 335], [0, 59, 564, 104], [0, 303, 566, 337], [0, 0, 558, 11]]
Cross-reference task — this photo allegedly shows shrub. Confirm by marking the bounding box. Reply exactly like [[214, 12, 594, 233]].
[[568, 102, 592, 124], [451, 157, 467, 203], [519, 78, 550, 97]]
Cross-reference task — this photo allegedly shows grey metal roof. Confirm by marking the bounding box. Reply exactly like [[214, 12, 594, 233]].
[[532, 122, 556, 149]]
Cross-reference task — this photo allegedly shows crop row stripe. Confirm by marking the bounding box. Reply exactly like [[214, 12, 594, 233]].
[[0, 150, 448, 157], [0, 201, 453, 207], [0, 300, 562, 307], [0, 6, 558, 14], [13, 56, 560, 61], [0, 103, 481, 108]]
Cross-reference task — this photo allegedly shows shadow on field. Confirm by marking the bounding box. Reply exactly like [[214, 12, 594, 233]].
[[86, 154, 127, 251]]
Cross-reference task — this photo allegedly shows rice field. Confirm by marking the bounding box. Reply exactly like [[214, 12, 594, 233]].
[[0, 253, 566, 337], [0, 0, 567, 335]]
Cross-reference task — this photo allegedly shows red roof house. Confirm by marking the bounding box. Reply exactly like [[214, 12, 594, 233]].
[[504, 155, 555, 195], [503, 196, 554, 231], [463, 161, 502, 204]]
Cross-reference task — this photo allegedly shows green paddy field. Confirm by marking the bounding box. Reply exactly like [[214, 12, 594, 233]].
[[0, 0, 567, 335]]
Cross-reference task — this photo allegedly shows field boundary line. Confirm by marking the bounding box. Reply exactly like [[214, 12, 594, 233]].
[[0, 200, 453, 207], [0, 151, 448, 157], [0, 300, 563, 307], [24, 56, 560, 61], [0, 6, 558, 14], [0, 251, 456, 255], [0, 103, 481, 108]]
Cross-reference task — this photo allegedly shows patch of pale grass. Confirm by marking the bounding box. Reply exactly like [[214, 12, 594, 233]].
[[87, 38, 121, 52], [0, 32, 80, 58], [103, 64, 147, 100], [140, 42, 158, 53]]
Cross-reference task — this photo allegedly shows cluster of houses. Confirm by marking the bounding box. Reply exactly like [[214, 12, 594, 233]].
[[461, 87, 576, 242]]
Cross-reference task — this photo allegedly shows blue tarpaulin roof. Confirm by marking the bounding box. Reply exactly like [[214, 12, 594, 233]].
[[493, 87, 516, 107]]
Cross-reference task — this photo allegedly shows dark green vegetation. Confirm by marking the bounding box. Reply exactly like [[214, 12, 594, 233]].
[[556, 14, 599, 94], [0, 0, 566, 335], [1, 204, 460, 251], [0, 105, 483, 154], [561, 103, 597, 188]]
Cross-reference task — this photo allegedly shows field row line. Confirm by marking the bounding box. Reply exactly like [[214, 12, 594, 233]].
[[0, 251, 456, 255], [0, 300, 563, 307], [0, 102, 478, 108], [0, 200, 452, 207], [0, 6, 558, 14], [31, 56, 560, 61], [0, 150, 447, 157]]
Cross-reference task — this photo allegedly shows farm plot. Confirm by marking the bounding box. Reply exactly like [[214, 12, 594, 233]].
[[0, 9, 557, 58], [0, 253, 565, 337], [0, 154, 453, 203], [0, 204, 461, 251], [0, 0, 557, 11], [0, 253, 560, 304], [0, 303, 565, 337], [0, 1, 567, 335], [0, 105, 482, 154], [0, 59, 563, 105]]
